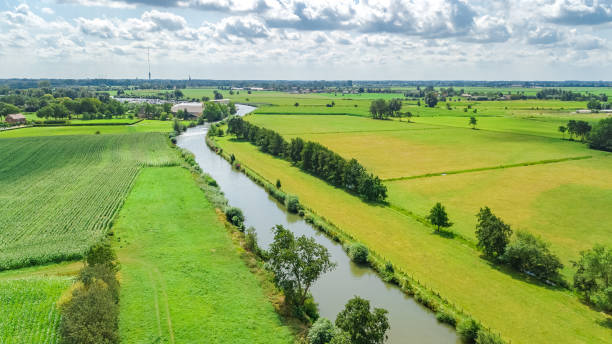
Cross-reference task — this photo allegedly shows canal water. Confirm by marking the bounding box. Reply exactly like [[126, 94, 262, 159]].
[[177, 105, 459, 343]]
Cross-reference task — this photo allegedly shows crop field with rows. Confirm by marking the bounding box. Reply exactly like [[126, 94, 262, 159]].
[[0, 133, 178, 270], [0, 277, 70, 343]]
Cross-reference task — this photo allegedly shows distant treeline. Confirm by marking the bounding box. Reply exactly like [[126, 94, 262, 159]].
[[2, 79, 612, 90], [226, 117, 387, 202]]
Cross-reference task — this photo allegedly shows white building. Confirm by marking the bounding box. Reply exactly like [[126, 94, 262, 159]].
[[210, 99, 230, 105], [171, 102, 203, 116]]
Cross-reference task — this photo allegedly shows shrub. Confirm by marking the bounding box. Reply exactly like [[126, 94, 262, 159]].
[[457, 318, 480, 343], [303, 295, 320, 321], [286, 195, 300, 213], [276, 179, 282, 188], [476, 330, 505, 344], [245, 226, 258, 253], [435, 310, 457, 326], [348, 243, 369, 264], [501, 231, 563, 281], [225, 206, 245, 229], [59, 280, 119, 344], [308, 318, 335, 344]]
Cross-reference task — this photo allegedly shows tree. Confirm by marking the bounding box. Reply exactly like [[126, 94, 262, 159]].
[[335, 296, 390, 344], [213, 90, 223, 100], [36, 105, 54, 119], [388, 98, 402, 117], [587, 99, 601, 111], [588, 117, 612, 152], [558, 125, 567, 139], [267, 225, 336, 308], [572, 245, 612, 312], [475, 207, 512, 259], [424, 92, 438, 108], [469, 116, 477, 129], [501, 231, 563, 280], [228, 101, 237, 115], [426, 202, 452, 232], [369, 99, 388, 120], [0, 102, 20, 119]]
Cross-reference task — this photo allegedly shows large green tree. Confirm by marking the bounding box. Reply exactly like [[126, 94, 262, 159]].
[[475, 207, 512, 259], [335, 296, 390, 344], [267, 225, 336, 308]]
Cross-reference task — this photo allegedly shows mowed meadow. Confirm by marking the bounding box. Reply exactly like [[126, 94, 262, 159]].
[[0, 131, 178, 270], [115, 167, 295, 343], [214, 104, 612, 343]]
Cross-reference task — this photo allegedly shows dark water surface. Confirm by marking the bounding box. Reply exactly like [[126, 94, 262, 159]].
[[177, 105, 459, 343]]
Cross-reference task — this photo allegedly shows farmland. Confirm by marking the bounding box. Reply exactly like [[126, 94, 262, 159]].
[[0, 132, 178, 270], [114, 167, 295, 343], [213, 88, 612, 344], [0, 277, 70, 343], [214, 131, 611, 344]]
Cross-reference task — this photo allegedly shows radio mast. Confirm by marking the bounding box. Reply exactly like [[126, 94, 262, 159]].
[[147, 48, 151, 81]]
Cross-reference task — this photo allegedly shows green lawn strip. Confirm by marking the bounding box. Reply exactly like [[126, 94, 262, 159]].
[[114, 167, 295, 344], [383, 155, 593, 181], [215, 136, 611, 344], [0, 120, 172, 138]]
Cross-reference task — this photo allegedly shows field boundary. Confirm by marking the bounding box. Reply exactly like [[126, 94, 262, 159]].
[[384, 155, 593, 182]]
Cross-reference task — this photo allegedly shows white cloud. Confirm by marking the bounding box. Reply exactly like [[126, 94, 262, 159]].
[[42, 8, 55, 15]]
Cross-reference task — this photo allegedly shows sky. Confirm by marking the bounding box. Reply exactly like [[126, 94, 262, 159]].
[[0, 0, 611, 80]]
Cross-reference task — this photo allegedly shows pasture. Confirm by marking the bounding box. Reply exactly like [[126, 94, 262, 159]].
[[247, 114, 598, 180], [0, 133, 178, 270], [214, 134, 611, 344], [115, 167, 295, 343], [0, 277, 70, 343]]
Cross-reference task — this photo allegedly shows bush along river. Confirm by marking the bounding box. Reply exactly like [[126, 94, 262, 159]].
[[177, 105, 459, 343]]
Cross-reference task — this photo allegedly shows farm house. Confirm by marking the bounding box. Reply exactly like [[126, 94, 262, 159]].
[[5, 113, 26, 124]]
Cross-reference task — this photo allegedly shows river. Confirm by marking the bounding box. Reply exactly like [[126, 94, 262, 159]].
[[176, 105, 459, 343]]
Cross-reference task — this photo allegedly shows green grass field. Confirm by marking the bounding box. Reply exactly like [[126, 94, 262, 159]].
[[0, 133, 178, 270], [0, 277, 70, 343], [114, 167, 295, 343], [214, 135, 611, 344], [386, 155, 612, 277], [0, 120, 172, 138]]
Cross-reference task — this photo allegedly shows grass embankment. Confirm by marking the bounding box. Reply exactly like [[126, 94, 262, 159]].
[[214, 135, 611, 344], [0, 133, 178, 270], [114, 167, 295, 343]]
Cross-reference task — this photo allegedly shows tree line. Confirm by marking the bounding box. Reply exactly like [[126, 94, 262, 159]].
[[558, 118, 612, 152], [227, 117, 387, 202]]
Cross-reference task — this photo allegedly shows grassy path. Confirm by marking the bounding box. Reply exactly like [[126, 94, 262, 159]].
[[216, 136, 611, 344], [114, 167, 294, 344]]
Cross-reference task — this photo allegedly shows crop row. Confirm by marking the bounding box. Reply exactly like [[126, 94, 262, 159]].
[[0, 133, 178, 270], [0, 278, 70, 343]]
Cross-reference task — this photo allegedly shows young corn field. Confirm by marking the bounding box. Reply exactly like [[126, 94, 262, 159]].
[[0, 133, 178, 270], [0, 277, 70, 343]]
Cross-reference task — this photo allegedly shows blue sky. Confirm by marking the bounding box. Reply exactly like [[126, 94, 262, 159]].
[[0, 0, 611, 80]]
